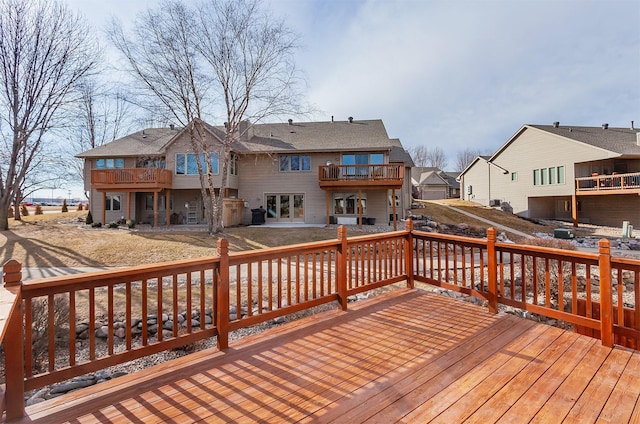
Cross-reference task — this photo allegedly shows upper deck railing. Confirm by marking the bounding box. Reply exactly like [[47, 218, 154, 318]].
[[318, 164, 404, 189], [2, 221, 639, 419], [90, 168, 172, 190], [575, 171, 640, 194]]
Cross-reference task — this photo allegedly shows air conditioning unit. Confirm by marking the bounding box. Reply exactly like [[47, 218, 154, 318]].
[[466, 185, 472, 195], [489, 199, 500, 207]]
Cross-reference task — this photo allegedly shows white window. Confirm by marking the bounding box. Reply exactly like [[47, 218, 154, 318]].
[[511, 172, 518, 182], [105, 195, 121, 211], [176, 153, 219, 175], [279, 154, 311, 172], [96, 158, 124, 169]]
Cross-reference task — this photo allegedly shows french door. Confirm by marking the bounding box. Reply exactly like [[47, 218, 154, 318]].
[[265, 193, 304, 222]]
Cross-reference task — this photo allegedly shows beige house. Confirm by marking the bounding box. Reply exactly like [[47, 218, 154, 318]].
[[411, 167, 460, 200], [77, 118, 413, 227], [458, 123, 640, 227]]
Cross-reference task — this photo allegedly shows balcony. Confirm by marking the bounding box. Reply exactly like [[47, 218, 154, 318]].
[[318, 164, 404, 190], [91, 168, 172, 191], [2, 224, 639, 421], [575, 171, 640, 195]]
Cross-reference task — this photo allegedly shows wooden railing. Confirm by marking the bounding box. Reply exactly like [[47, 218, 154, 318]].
[[91, 168, 172, 189], [2, 221, 640, 419], [575, 171, 640, 194], [318, 164, 404, 188]]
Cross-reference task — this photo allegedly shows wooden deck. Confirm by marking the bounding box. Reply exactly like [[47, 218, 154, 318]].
[[19, 289, 640, 423]]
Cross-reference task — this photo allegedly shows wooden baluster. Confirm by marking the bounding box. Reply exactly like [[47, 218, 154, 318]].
[[405, 219, 414, 289], [337, 226, 348, 310], [598, 239, 613, 347]]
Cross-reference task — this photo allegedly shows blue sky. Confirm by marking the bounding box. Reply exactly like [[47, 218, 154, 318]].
[[68, 0, 640, 171]]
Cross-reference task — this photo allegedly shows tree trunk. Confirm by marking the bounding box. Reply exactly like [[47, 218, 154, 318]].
[[13, 190, 22, 221]]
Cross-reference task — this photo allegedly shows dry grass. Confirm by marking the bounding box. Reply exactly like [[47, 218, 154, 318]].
[[1, 211, 357, 267]]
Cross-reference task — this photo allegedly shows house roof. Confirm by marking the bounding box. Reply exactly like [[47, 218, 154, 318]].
[[232, 119, 396, 153], [491, 124, 640, 161], [76, 128, 178, 158], [78, 119, 408, 162]]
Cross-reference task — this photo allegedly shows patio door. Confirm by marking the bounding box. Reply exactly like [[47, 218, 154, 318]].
[[265, 194, 304, 222]]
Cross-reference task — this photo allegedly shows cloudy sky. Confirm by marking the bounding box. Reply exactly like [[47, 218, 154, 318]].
[[67, 0, 640, 170]]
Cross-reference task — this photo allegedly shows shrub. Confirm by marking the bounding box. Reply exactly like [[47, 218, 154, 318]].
[[34, 204, 43, 215], [84, 203, 89, 211], [61, 199, 68, 213], [76, 202, 83, 211], [86, 210, 93, 225], [29, 295, 70, 373], [21, 204, 29, 216], [126, 219, 136, 228], [519, 237, 577, 297], [91, 221, 102, 228], [107, 221, 119, 228]]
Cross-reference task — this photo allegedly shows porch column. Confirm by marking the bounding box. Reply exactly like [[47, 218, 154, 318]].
[[127, 192, 132, 221], [325, 191, 330, 227], [358, 189, 362, 229], [102, 192, 106, 225], [571, 194, 578, 227], [392, 188, 397, 231], [165, 190, 171, 226], [153, 191, 158, 227]]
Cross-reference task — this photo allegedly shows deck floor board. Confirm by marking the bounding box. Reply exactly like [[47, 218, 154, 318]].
[[19, 289, 640, 423]]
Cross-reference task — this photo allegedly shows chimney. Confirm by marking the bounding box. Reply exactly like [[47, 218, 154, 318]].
[[142, 130, 146, 138], [348, 116, 353, 123], [602, 123, 609, 129], [239, 119, 253, 142], [552, 121, 559, 128], [288, 119, 293, 125], [331, 116, 334, 123], [169, 124, 175, 130], [631, 120, 635, 130]]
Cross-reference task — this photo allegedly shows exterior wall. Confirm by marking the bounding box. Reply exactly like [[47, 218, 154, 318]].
[[237, 152, 402, 225], [577, 195, 640, 228], [460, 159, 490, 205], [164, 132, 238, 190]]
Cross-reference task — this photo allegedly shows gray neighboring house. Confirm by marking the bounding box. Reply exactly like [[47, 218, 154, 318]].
[[411, 167, 460, 200], [77, 118, 413, 227], [458, 123, 640, 227]]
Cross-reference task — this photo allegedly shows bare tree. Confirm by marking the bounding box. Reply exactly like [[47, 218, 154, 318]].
[[425, 146, 448, 170], [63, 77, 134, 192], [195, 0, 301, 232], [455, 147, 487, 171], [409, 145, 429, 168], [109, 0, 302, 234], [0, 0, 99, 230]]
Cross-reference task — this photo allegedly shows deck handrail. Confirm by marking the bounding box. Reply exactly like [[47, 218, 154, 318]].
[[318, 163, 404, 183], [575, 171, 640, 193], [3, 222, 640, 419], [90, 168, 172, 187]]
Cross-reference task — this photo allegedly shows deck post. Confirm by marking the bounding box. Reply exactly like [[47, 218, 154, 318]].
[[486, 228, 498, 314], [216, 239, 230, 350], [571, 194, 578, 227], [337, 226, 348, 311], [3, 260, 25, 419], [404, 219, 414, 289], [598, 238, 613, 347]]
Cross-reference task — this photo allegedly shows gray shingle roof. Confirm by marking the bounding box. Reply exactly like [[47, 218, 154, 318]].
[[233, 119, 395, 153], [76, 128, 178, 158], [528, 124, 640, 156], [77, 119, 409, 162]]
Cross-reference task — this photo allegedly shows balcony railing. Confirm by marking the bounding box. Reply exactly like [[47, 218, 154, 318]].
[[575, 171, 640, 194], [91, 168, 172, 190], [318, 164, 404, 189], [2, 221, 639, 419]]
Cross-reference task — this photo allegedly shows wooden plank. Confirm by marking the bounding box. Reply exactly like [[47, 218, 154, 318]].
[[497, 334, 596, 422], [351, 317, 541, 423], [590, 348, 640, 423], [404, 325, 567, 423], [562, 347, 632, 423]]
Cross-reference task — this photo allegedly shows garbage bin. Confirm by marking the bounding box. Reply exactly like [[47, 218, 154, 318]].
[[251, 207, 266, 225]]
